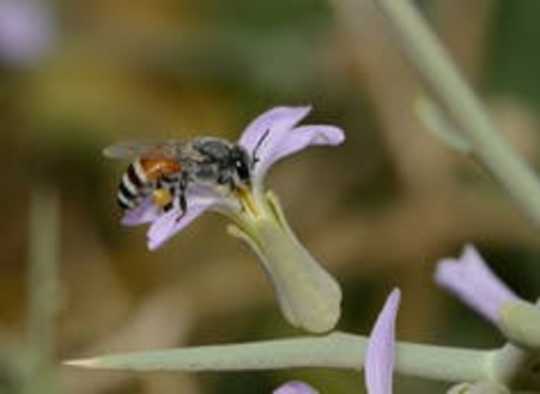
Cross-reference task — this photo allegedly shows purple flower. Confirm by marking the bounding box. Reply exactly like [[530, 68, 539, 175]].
[[0, 0, 55, 67], [435, 245, 540, 348], [123, 106, 344, 250], [434, 245, 520, 324], [273, 381, 319, 394], [119, 106, 345, 333], [365, 288, 401, 394]]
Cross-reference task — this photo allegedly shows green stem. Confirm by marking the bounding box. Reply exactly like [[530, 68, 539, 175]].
[[373, 0, 540, 227], [488, 343, 540, 390], [65, 332, 491, 382], [25, 186, 60, 394], [415, 96, 471, 154]]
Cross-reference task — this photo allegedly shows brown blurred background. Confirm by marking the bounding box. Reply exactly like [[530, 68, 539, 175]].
[[1, 0, 540, 393]]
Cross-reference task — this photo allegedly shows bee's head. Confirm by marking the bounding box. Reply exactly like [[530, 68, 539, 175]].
[[230, 145, 251, 185]]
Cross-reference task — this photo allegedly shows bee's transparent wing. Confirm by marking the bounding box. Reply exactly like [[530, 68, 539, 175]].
[[102, 142, 148, 159], [102, 140, 186, 160]]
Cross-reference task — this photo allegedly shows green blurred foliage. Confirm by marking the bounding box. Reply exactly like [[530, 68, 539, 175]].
[[489, 1, 540, 106]]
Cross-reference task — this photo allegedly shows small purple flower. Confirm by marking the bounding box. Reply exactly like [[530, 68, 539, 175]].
[[123, 106, 344, 250], [273, 381, 319, 394], [119, 106, 345, 333], [434, 245, 520, 324], [0, 0, 55, 67], [365, 288, 401, 394], [435, 245, 540, 349]]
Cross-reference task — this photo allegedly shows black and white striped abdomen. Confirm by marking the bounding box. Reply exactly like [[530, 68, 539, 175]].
[[116, 159, 148, 210]]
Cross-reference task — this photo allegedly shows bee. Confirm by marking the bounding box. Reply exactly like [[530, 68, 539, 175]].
[[103, 133, 269, 219]]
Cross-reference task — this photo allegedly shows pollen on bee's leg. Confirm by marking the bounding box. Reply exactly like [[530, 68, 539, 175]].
[[152, 188, 173, 208]]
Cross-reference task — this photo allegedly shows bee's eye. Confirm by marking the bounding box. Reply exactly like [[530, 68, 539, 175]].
[[235, 159, 250, 181]]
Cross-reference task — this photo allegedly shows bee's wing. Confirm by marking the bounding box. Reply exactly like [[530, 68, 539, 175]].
[[102, 140, 187, 160]]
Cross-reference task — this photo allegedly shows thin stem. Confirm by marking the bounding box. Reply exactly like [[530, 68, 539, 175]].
[[373, 0, 540, 227], [488, 335, 540, 389], [415, 96, 472, 154], [25, 185, 60, 394], [65, 332, 491, 383]]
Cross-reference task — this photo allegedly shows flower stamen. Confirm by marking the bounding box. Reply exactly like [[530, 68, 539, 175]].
[[235, 186, 260, 219]]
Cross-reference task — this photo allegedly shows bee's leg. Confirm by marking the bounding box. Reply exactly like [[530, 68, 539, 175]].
[[217, 173, 235, 192], [163, 183, 176, 212], [175, 172, 189, 222], [158, 176, 174, 213], [177, 192, 187, 220], [150, 176, 173, 213], [228, 178, 236, 192], [162, 187, 174, 213]]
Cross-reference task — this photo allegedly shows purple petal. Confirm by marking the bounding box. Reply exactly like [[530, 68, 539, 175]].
[[147, 198, 215, 250], [120, 183, 238, 250], [273, 381, 319, 394], [239, 106, 311, 154], [272, 125, 345, 160], [239, 106, 345, 182], [365, 288, 400, 394], [122, 198, 161, 226], [434, 245, 520, 324]]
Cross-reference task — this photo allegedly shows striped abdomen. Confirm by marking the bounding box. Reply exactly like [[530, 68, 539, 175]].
[[116, 158, 181, 210]]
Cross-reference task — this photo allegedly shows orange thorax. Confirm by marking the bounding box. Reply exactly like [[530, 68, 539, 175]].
[[140, 159, 182, 181]]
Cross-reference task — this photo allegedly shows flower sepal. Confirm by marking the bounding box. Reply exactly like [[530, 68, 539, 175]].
[[447, 382, 510, 394], [227, 191, 342, 333], [498, 299, 540, 350]]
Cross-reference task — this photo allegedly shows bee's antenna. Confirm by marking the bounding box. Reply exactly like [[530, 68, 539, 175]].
[[251, 129, 270, 169]]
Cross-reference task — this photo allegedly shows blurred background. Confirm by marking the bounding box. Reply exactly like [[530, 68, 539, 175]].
[[1, 0, 540, 393]]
